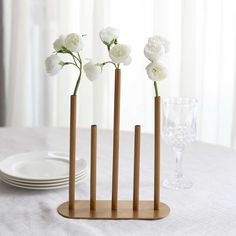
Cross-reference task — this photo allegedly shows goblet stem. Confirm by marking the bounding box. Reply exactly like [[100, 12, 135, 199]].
[[174, 148, 184, 179]]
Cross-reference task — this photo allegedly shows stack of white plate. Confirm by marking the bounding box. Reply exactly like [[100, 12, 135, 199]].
[[0, 151, 87, 190]]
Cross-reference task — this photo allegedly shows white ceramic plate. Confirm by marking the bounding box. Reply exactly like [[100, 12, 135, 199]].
[[0, 173, 87, 187], [0, 174, 87, 190], [0, 170, 87, 184], [0, 169, 87, 184], [0, 151, 87, 181]]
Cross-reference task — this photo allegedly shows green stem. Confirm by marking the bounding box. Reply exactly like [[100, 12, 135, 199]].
[[101, 61, 117, 69], [69, 52, 80, 65], [73, 53, 82, 95], [73, 73, 81, 95], [77, 53, 82, 63], [64, 62, 80, 69], [57, 50, 80, 64], [154, 81, 159, 97]]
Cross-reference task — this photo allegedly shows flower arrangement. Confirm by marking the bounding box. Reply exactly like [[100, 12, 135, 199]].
[[144, 36, 169, 96], [84, 27, 131, 81], [45, 27, 131, 95], [47, 28, 171, 220], [99, 27, 131, 67]]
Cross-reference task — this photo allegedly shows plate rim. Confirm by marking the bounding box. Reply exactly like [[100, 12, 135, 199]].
[[0, 151, 87, 181], [0, 173, 87, 187], [0, 170, 87, 184], [1, 175, 87, 190], [0, 168, 87, 182]]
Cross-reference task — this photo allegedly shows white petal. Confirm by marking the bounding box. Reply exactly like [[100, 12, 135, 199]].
[[123, 56, 132, 65], [45, 54, 63, 76], [109, 44, 131, 64], [83, 62, 102, 81], [53, 35, 65, 51], [146, 62, 167, 81], [65, 33, 84, 52], [99, 27, 119, 44], [144, 43, 164, 62]]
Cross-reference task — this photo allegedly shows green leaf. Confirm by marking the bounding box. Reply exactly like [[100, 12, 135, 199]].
[[107, 38, 118, 50], [102, 41, 110, 46], [59, 61, 65, 67], [96, 63, 104, 72], [61, 46, 70, 53], [110, 38, 116, 45]]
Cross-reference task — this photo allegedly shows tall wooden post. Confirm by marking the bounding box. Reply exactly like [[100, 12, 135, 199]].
[[69, 95, 77, 210], [154, 96, 161, 210], [112, 68, 121, 210]]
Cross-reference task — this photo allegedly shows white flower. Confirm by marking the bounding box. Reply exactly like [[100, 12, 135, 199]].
[[144, 39, 164, 62], [99, 27, 119, 45], [146, 62, 167, 81], [45, 54, 63, 76], [65, 33, 84, 52], [148, 35, 170, 53], [53, 35, 65, 51], [109, 44, 131, 65], [83, 62, 102, 81]]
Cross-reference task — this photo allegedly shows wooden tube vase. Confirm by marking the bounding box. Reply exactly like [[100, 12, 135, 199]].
[[112, 68, 121, 210], [154, 96, 161, 210], [69, 95, 77, 211], [90, 125, 97, 210], [57, 83, 170, 220], [133, 125, 141, 210]]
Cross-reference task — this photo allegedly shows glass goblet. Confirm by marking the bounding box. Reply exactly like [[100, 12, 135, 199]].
[[162, 97, 197, 190]]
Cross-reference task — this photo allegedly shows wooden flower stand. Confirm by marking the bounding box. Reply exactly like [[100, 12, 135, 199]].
[[57, 69, 170, 220]]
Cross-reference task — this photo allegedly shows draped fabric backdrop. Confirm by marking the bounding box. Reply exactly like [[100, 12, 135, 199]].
[[0, 0, 5, 126], [2, 0, 236, 148]]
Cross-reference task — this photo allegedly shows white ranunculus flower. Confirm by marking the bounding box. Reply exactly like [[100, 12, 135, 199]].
[[144, 39, 165, 62], [45, 54, 63, 76], [146, 62, 167, 81], [148, 35, 170, 53], [83, 62, 102, 81], [99, 27, 119, 45], [109, 44, 131, 65], [53, 35, 65, 51], [65, 33, 84, 52]]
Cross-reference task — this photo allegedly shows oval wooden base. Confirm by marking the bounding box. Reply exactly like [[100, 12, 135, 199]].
[[57, 200, 170, 220]]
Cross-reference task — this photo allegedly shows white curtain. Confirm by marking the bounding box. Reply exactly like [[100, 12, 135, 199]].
[[3, 0, 236, 148]]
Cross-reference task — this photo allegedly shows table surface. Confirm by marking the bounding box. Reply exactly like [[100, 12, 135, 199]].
[[0, 128, 236, 236]]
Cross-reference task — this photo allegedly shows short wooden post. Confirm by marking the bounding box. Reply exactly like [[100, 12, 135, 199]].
[[90, 125, 97, 210], [69, 95, 77, 211], [133, 125, 141, 210], [154, 96, 161, 210]]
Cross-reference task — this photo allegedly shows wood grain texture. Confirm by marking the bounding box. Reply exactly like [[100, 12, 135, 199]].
[[69, 95, 77, 210], [90, 125, 97, 210], [133, 125, 141, 210], [154, 96, 161, 210], [112, 69, 121, 210]]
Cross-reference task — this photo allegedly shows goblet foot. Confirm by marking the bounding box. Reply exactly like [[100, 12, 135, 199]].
[[162, 176, 192, 190]]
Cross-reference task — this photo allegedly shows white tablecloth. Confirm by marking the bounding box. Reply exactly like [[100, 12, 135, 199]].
[[0, 128, 236, 236]]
